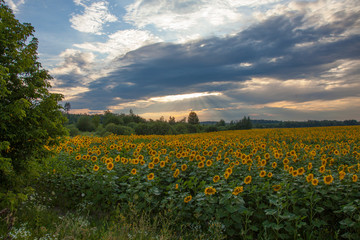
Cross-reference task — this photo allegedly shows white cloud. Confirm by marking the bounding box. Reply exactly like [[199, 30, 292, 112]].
[[70, 1, 117, 35], [50, 49, 95, 76], [124, 0, 244, 31], [74, 29, 162, 59], [4, 0, 25, 12]]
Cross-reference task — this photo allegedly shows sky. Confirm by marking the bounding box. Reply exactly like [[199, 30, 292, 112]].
[[5, 0, 360, 122]]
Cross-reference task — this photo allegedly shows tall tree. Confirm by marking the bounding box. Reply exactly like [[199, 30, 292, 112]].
[[64, 102, 71, 114], [0, 1, 67, 210], [188, 111, 199, 125]]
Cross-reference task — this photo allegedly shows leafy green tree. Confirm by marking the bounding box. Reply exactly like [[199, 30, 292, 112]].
[[188, 111, 199, 125], [76, 115, 96, 132], [0, 1, 67, 210]]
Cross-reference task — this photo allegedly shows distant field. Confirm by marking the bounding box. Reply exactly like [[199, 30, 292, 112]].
[[40, 126, 360, 239]]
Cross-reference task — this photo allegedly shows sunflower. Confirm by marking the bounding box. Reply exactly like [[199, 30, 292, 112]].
[[312, 178, 319, 186], [131, 168, 137, 175], [308, 162, 313, 170], [213, 175, 220, 183], [153, 157, 160, 165], [352, 174, 358, 182], [261, 160, 266, 166], [148, 162, 154, 169], [224, 158, 230, 164], [244, 176, 252, 184], [173, 169, 180, 178], [184, 195, 192, 203], [272, 162, 277, 168], [260, 170, 266, 178], [324, 175, 333, 184], [339, 171, 346, 180], [297, 167, 305, 175], [91, 156, 97, 162], [319, 165, 326, 173], [198, 161, 205, 168], [284, 165, 289, 171], [115, 155, 121, 162], [175, 184, 179, 189], [160, 161, 166, 168], [283, 158, 290, 165], [264, 153, 270, 159], [206, 160, 213, 167], [267, 172, 273, 178], [140, 160, 145, 165], [224, 172, 230, 179], [171, 163, 177, 170], [147, 173, 155, 181], [107, 162, 114, 171], [205, 187, 216, 195], [226, 168, 232, 174], [306, 173, 314, 182], [272, 185, 281, 191], [93, 165, 99, 171], [232, 186, 244, 196], [292, 170, 298, 177]]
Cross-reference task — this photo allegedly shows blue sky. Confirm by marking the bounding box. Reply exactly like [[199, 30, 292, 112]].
[[6, 0, 360, 121]]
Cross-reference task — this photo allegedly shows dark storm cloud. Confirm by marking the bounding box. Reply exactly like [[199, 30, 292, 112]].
[[69, 9, 360, 111]]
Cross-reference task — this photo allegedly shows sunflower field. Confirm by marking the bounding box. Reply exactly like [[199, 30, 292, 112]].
[[39, 126, 360, 239]]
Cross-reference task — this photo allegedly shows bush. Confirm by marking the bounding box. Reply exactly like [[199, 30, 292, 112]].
[[105, 123, 134, 135], [76, 115, 96, 132], [66, 124, 80, 137]]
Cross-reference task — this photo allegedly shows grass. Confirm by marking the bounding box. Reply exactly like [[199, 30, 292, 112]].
[[1, 195, 226, 240]]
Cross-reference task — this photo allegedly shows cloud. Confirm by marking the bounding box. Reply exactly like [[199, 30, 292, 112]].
[[4, 0, 25, 12], [55, 0, 360, 120], [70, 1, 117, 35], [74, 29, 162, 59]]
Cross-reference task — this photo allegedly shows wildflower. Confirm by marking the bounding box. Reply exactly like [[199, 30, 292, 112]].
[[173, 169, 180, 178], [205, 187, 216, 195], [181, 164, 187, 171], [93, 165, 99, 172], [352, 174, 358, 182], [147, 173, 155, 181], [272, 185, 281, 191], [319, 165, 326, 173], [232, 186, 244, 196], [306, 173, 314, 182], [107, 162, 114, 171], [224, 172, 230, 179], [184, 195, 192, 203], [148, 162, 154, 169], [312, 178, 319, 186], [91, 156, 97, 162], [267, 172, 273, 178], [131, 168, 137, 175], [244, 176, 252, 184], [226, 168, 232, 175], [339, 171, 346, 180], [297, 167, 305, 175], [206, 160, 213, 167], [308, 162, 313, 170], [198, 161, 205, 168], [160, 161, 166, 168], [213, 175, 220, 183], [224, 158, 230, 164], [272, 162, 277, 168]]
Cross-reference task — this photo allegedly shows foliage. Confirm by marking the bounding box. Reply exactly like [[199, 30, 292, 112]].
[[76, 115, 96, 132], [188, 111, 199, 125], [0, 1, 66, 210], [37, 126, 360, 239], [105, 123, 134, 135]]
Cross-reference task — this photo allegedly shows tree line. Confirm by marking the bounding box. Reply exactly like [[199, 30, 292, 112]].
[[64, 109, 253, 137]]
